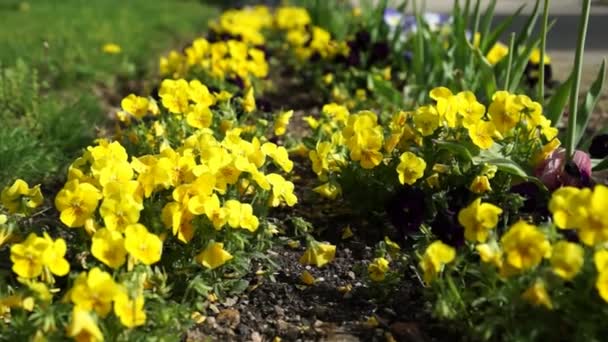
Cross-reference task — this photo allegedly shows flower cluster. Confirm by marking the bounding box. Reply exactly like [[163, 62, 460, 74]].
[[160, 38, 269, 87]]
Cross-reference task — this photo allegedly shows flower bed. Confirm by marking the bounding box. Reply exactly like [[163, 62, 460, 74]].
[[1, 0, 608, 340]]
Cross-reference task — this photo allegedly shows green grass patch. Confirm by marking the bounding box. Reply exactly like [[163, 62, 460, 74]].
[[0, 0, 218, 186]]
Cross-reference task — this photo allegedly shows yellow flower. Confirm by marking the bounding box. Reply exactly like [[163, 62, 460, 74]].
[[262, 143, 294, 172], [124, 224, 162, 265], [91, 228, 127, 269], [186, 104, 213, 129], [468, 120, 496, 149], [243, 87, 256, 113], [575, 185, 608, 246], [418, 240, 456, 284], [550, 241, 584, 280], [1, 179, 43, 213], [396, 152, 426, 185], [430, 87, 458, 127], [102, 43, 121, 54], [224, 200, 259, 232], [10, 233, 48, 278], [266, 173, 298, 207], [299, 242, 336, 267], [313, 182, 341, 200], [368, 257, 390, 282], [500, 220, 551, 272], [188, 80, 216, 107], [196, 242, 233, 270], [70, 268, 120, 317], [488, 91, 522, 134], [469, 175, 492, 194], [131, 155, 173, 197], [413, 105, 441, 136], [486, 42, 508, 65], [300, 270, 316, 285], [55, 180, 102, 228], [522, 280, 553, 310], [274, 110, 293, 136], [114, 291, 146, 328], [159, 79, 190, 114], [66, 308, 104, 342], [457, 198, 503, 243], [476, 241, 503, 268], [548, 186, 587, 229], [529, 48, 551, 65], [457, 91, 486, 128], [99, 197, 141, 233], [121, 94, 149, 120], [596, 271, 608, 303], [41, 233, 70, 276]]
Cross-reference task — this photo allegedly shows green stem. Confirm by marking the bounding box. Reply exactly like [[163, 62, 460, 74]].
[[505, 32, 516, 90], [566, 0, 591, 159], [538, 0, 550, 102]]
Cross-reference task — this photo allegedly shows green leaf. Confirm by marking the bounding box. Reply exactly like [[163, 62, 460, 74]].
[[574, 58, 607, 146], [368, 75, 402, 105], [592, 157, 608, 171], [434, 140, 477, 161], [545, 72, 573, 126], [481, 5, 525, 54], [479, 0, 497, 44], [514, 0, 541, 48]]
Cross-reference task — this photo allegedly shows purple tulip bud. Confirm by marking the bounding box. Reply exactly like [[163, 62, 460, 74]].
[[535, 148, 592, 190]]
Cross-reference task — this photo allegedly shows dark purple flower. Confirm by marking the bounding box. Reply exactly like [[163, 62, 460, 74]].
[[589, 134, 608, 158], [386, 187, 426, 238], [370, 42, 391, 65], [510, 182, 549, 218], [430, 210, 464, 247]]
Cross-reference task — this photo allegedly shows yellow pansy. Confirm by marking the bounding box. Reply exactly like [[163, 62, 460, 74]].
[[368, 257, 390, 282], [458, 198, 503, 243], [299, 242, 336, 267], [10, 233, 49, 278], [243, 87, 256, 113], [114, 291, 146, 328], [274, 110, 293, 136], [121, 94, 149, 120], [522, 280, 553, 310], [419, 240, 456, 284], [469, 175, 492, 194], [196, 242, 233, 270], [66, 308, 104, 342], [468, 120, 496, 149], [1, 179, 43, 214], [186, 103, 214, 129], [91, 228, 127, 269], [550, 241, 584, 280], [55, 180, 102, 228], [500, 220, 551, 272], [70, 268, 120, 317], [124, 224, 163, 265], [413, 105, 441, 136], [396, 152, 426, 185]]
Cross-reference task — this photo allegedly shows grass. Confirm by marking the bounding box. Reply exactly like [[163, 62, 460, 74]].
[[0, 0, 219, 186]]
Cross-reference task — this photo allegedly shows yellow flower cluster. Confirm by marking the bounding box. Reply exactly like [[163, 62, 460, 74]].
[[66, 267, 147, 340], [160, 38, 268, 86], [209, 6, 273, 46], [285, 25, 349, 61], [10, 232, 69, 279], [1, 179, 43, 214], [307, 87, 560, 201], [549, 185, 608, 246]]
